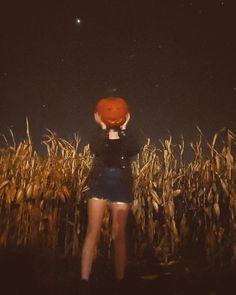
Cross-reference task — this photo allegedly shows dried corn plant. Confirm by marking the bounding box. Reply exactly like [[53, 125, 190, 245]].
[[131, 137, 182, 262], [131, 128, 236, 266], [0, 126, 236, 267], [0, 126, 93, 256]]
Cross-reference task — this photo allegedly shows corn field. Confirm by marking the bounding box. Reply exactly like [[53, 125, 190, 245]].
[[0, 125, 236, 267]]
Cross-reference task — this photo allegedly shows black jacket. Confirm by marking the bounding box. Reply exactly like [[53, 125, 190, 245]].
[[88, 126, 143, 182]]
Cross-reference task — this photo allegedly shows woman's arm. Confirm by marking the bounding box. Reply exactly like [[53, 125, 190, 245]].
[[89, 128, 109, 155], [119, 127, 144, 157], [89, 112, 109, 155]]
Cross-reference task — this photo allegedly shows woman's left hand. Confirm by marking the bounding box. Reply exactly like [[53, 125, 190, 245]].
[[120, 113, 130, 130]]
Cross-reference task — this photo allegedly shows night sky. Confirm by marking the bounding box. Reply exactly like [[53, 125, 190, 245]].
[[1, 0, 236, 153]]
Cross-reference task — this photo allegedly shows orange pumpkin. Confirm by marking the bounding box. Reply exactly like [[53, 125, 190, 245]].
[[95, 97, 128, 127]]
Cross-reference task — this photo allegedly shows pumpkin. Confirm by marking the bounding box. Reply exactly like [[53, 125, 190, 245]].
[[95, 97, 128, 127]]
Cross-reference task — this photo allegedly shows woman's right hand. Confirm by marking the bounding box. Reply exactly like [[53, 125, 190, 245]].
[[94, 112, 107, 130]]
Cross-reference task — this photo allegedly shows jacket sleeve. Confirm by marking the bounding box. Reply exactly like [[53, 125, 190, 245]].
[[89, 128, 109, 155], [119, 127, 144, 157]]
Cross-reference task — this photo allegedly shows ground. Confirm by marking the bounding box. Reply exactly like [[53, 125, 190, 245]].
[[0, 247, 235, 295]]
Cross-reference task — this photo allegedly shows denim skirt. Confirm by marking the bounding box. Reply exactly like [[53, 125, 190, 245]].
[[87, 167, 133, 203]]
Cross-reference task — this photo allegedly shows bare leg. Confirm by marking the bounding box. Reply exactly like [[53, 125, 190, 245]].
[[81, 198, 108, 280], [110, 202, 130, 280]]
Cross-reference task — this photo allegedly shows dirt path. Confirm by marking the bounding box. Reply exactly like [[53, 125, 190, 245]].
[[0, 248, 235, 295]]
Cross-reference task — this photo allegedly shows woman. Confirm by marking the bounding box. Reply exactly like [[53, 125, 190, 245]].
[[80, 102, 142, 293]]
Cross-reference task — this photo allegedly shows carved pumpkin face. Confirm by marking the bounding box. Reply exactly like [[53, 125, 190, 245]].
[[96, 97, 128, 127]]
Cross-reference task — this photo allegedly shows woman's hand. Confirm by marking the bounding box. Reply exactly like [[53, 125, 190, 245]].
[[120, 112, 130, 130], [94, 112, 107, 130]]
